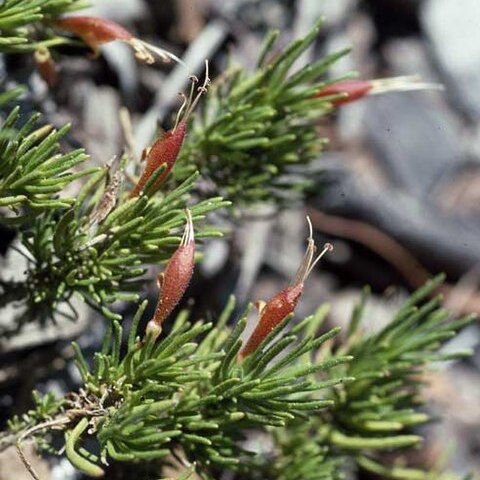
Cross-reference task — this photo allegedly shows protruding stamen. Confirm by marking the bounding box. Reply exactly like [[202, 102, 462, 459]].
[[173, 80, 196, 132], [305, 242, 333, 278], [181, 209, 194, 246], [183, 60, 210, 121], [174, 92, 188, 131], [128, 38, 186, 66], [173, 60, 210, 132], [186, 76, 198, 108], [291, 217, 333, 286], [369, 75, 444, 95]]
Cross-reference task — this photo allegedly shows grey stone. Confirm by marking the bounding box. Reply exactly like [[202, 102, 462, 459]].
[[364, 92, 462, 196], [422, 0, 480, 120]]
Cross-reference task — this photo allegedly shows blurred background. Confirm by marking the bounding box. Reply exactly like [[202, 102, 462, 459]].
[[1, 0, 480, 478]]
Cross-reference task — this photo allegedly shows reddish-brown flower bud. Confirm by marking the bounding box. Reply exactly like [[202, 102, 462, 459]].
[[145, 210, 195, 340], [316, 80, 373, 106], [316, 76, 442, 107], [54, 15, 183, 65], [239, 219, 333, 359], [129, 120, 187, 198], [129, 62, 210, 198]]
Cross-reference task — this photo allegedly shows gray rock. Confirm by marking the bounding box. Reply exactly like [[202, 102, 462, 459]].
[[313, 0, 358, 27], [319, 164, 480, 277], [364, 92, 462, 197], [82, 0, 148, 22], [422, 0, 480, 120], [81, 84, 123, 164]]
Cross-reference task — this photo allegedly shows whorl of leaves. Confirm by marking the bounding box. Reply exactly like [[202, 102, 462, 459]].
[[326, 275, 475, 479], [1, 172, 227, 330], [0, 90, 228, 331], [0, 0, 86, 52], [2, 280, 474, 480], [0, 88, 93, 223], [271, 424, 343, 480], [65, 296, 351, 477], [174, 18, 351, 206]]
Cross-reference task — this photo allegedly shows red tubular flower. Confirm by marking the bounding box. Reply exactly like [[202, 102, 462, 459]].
[[54, 15, 183, 65], [316, 79, 373, 106], [129, 120, 187, 198], [146, 210, 195, 340], [129, 62, 210, 198], [316, 76, 443, 107], [239, 219, 333, 359]]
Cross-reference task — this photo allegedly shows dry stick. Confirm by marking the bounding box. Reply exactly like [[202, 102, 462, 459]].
[[307, 207, 480, 315], [119, 107, 136, 160], [88, 155, 123, 228], [171, 448, 193, 469], [307, 207, 429, 288], [16, 443, 41, 480], [89, 107, 135, 227], [16, 416, 72, 480], [119, 107, 138, 186], [439, 281, 480, 315]]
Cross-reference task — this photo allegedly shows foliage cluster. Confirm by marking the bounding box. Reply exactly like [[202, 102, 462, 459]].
[[0, 5, 474, 480]]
